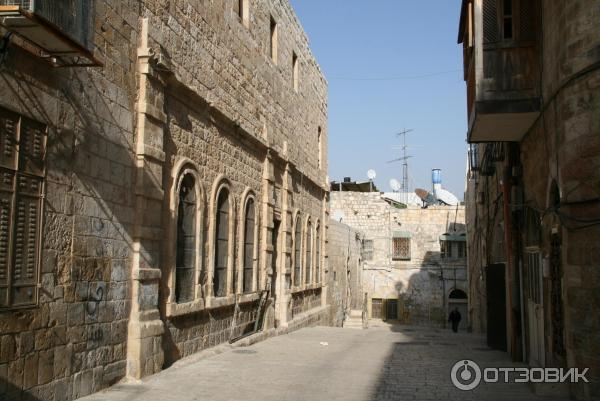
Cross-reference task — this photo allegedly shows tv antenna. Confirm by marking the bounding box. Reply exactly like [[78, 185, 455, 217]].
[[387, 129, 414, 204]]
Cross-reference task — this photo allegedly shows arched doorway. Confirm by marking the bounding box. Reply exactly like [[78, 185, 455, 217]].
[[448, 289, 468, 331]]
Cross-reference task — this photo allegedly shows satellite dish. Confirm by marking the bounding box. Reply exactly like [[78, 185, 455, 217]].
[[390, 179, 401, 192], [332, 210, 346, 222], [367, 169, 377, 180], [435, 188, 460, 206]]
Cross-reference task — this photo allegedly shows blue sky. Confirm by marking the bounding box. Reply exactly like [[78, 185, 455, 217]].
[[290, 0, 468, 199]]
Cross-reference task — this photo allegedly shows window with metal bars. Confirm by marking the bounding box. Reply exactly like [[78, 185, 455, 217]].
[[0, 107, 46, 310], [392, 237, 411, 261], [293, 216, 301, 287], [315, 223, 321, 283], [362, 239, 374, 261], [242, 197, 255, 293], [305, 221, 312, 284], [175, 173, 197, 303], [214, 187, 230, 297]]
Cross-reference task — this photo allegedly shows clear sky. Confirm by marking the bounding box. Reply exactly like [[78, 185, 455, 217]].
[[290, 0, 468, 199]]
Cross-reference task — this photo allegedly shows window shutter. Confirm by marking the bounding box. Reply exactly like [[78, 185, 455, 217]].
[[175, 174, 196, 303], [519, 0, 536, 42], [214, 190, 229, 297], [483, 0, 499, 44], [0, 181, 13, 307]]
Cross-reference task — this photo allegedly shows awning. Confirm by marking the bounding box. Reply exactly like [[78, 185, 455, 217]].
[[439, 233, 466, 242], [392, 230, 412, 239]]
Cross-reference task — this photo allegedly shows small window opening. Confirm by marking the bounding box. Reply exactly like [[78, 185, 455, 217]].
[[292, 52, 299, 92], [502, 0, 514, 39], [270, 17, 278, 64]]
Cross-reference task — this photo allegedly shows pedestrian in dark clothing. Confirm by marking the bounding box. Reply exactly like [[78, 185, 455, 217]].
[[449, 307, 461, 333]]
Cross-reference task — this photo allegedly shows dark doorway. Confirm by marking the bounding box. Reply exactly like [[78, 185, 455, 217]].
[[486, 264, 507, 351], [372, 298, 383, 319], [270, 219, 280, 297], [386, 299, 398, 321]]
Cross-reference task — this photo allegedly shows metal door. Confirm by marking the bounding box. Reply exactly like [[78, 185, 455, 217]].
[[486, 264, 507, 351], [372, 298, 383, 319], [526, 252, 545, 367], [386, 299, 398, 321]]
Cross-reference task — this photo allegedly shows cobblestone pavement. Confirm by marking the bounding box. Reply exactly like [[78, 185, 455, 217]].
[[81, 322, 570, 401]]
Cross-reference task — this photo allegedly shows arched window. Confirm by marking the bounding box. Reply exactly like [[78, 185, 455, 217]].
[[305, 220, 312, 284], [175, 174, 196, 303], [242, 198, 255, 293], [315, 223, 321, 283], [293, 216, 302, 286], [214, 188, 230, 297]]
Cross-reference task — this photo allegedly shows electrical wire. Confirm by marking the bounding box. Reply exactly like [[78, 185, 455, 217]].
[[329, 69, 462, 81]]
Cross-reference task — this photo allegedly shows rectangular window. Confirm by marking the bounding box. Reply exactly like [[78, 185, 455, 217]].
[[0, 107, 46, 310], [270, 16, 278, 64], [392, 237, 411, 261], [235, 0, 249, 28], [362, 239, 374, 261], [502, 0, 514, 39], [292, 52, 299, 92]]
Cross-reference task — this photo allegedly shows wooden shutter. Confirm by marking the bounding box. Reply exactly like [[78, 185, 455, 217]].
[[0, 109, 45, 309], [519, 0, 536, 42], [483, 0, 499, 44], [214, 189, 229, 297], [243, 198, 255, 293], [175, 174, 196, 303]]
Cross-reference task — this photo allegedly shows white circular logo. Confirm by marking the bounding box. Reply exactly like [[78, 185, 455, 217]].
[[451, 359, 482, 391]]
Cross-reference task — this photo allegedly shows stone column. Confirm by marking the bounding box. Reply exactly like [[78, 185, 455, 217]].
[[126, 18, 165, 379], [275, 161, 294, 327], [260, 149, 276, 328]]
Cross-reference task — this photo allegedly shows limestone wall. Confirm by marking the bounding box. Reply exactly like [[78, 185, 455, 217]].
[[0, 1, 328, 400], [331, 192, 467, 327]]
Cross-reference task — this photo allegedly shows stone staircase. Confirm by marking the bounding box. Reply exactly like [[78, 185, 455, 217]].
[[344, 310, 364, 329]]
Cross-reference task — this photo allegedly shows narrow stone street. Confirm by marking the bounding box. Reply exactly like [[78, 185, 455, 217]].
[[79, 323, 567, 401]]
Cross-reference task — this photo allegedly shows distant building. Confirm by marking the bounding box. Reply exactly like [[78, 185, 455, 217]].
[[459, 0, 600, 398], [331, 191, 467, 328]]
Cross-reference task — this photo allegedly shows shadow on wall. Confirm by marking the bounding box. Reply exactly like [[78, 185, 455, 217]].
[[1, 377, 43, 401], [0, 46, 160, 393], [394, 251, 449, 328]]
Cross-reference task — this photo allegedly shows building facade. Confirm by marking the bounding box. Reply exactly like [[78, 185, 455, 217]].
[[0, 1, 329, 400], [330, 191, 467, 328], [460, 0, 600, 398]]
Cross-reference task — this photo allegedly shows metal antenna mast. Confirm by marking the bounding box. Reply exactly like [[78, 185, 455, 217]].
[[388, 129, 414, 205]]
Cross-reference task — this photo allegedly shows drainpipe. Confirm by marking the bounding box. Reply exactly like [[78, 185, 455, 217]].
[[501, 165, 516, 360]]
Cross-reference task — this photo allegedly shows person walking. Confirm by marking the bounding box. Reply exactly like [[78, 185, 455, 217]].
[[448, 307, 462, 333]]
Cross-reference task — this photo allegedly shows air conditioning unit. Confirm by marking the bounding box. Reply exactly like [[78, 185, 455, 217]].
[[0, 0, 100, 67]]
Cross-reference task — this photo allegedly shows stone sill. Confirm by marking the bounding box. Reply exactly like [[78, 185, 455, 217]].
[[290, 283, 323, 295], [165, 292, 261, 318], [166, 299, 206, 318]]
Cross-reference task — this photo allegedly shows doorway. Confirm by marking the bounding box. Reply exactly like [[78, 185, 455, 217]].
[[448, 289, 468, 331], [386, 299, 398, 321], [486, 264, 507, 351], [371, 298, 383, 319], [526, 252, 545, 367]]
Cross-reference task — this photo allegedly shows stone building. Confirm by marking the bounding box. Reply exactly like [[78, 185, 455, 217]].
[[0, 0, 329, 400], [330, 190, 467, 328], [459, 0, 600, 398]]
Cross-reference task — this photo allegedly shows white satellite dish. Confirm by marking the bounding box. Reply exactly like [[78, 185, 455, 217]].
[[390, 179, 401, 192], [435, 188, 460, 206], [332, 209, 346, 222], [367, 169, 377, 180]]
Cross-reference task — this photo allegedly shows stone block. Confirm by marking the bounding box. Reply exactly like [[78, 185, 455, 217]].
[[37, 349, 54, 385]]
